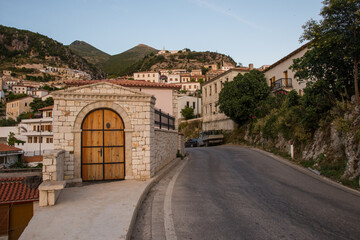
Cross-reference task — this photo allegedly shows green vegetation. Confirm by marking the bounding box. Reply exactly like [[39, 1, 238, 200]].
[[26, 73, 55, 82], [0, 118, 17, 126], [6, 92, 28, 102], [30, 97, 54, 112], [291, 0, 360, 105], [101, 44, 236, 76], [0, 25, 106, 79], [181, 106, 195, 120], [178, 120, 202, 140], [7, 132, 25, 146], [220, 1, 360, 189], [218, 70, 270, 126], [101, 44, 158, 76], [68, 40, 110, 66]]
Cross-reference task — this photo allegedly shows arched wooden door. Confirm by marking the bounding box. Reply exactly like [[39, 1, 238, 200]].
[[81, 109, 125, 181]]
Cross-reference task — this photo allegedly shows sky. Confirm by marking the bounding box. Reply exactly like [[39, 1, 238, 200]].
[[0, 0, 324, 68]]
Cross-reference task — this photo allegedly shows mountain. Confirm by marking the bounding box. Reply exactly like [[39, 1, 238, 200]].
[[101, 44, 159, 76], [123, 50, 237, 76], [0, 25, 106, 79], [68, 40, 110, 66]]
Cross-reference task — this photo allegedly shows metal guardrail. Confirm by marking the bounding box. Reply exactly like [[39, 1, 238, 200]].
[[154, 109, 175, 130], [271, 78, 292, 91]]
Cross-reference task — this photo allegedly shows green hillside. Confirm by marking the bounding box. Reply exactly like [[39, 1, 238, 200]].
[[0, 25, 106, 79], [101, 44, 158, 76], [68, 40, 110, 66]]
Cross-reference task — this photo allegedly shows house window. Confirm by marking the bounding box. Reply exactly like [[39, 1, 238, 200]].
[[299, 89, 302, 96], [215, 83, 217, 93], [209, 86, 212, 96], [209, 104, 212, 114], [193, 102, 195, 109], [33, 126, 36, 131], [28, 137, 32, 143], [153, 74, 155, 77], [34, 137, 37, 143], [205, 88, 207, 97], [187, 101, 189, 107], [40, 137, 43, 143], [25, 103, 27, 106]]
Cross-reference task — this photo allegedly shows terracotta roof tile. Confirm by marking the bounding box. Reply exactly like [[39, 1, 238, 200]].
[[0, 144, 22, 153], [38, 105, 54, 111], [66, 79, 182, 90], [0, 177, 39, 204]]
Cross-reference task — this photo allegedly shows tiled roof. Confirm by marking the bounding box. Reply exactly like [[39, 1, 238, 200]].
[[0, 144, 22, 153], [38, 105, 54, 111], [23, 156, 43, 163], [66, 79, 182, 89], [0, 177, 39, 204]]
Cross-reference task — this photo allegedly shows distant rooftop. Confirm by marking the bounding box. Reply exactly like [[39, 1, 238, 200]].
[[66, 79, 182, 90]]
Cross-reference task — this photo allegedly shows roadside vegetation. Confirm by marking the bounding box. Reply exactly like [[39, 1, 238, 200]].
[[218, 0, 360, 189]]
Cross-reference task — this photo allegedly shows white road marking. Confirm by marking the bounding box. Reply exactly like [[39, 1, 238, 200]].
[[164, 159, 188, 240]]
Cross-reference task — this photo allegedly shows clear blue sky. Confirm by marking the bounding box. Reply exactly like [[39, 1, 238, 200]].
[[0, 0, 323, 68]]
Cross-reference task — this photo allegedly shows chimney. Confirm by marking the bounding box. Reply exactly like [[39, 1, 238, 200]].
[[249, 64, 254, 70]]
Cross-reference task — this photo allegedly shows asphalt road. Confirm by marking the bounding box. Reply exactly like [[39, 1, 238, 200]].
[[131, 145, 360, 240]]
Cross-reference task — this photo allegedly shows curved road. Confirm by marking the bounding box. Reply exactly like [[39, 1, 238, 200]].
[[131, 145, 360, 240]]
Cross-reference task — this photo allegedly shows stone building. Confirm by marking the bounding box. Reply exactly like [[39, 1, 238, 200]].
[[133, 71, 160, 83], [6, 96, 33, 120], [49, 82, 183, 185], [202, 66, 255, 131]]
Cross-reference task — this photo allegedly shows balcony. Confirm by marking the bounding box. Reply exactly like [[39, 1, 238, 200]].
[[271, 78, 292, 91]]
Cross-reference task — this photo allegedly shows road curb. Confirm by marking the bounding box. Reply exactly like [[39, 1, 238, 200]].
[[126, 157, 185, 240], [235, 144, 360, 197]]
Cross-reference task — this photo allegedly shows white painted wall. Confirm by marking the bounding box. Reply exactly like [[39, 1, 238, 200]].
[[178, 95, 202, 119], [264, 47, 308, 95]]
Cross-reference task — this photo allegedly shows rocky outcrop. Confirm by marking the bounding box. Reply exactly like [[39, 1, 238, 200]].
[[238, 100, 360, 182]]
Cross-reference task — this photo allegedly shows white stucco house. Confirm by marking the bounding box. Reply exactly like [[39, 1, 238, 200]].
[[264, 43, 310, 96]]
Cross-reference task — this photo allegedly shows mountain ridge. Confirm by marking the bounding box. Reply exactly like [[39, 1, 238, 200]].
[[0, 25, 106, 79]]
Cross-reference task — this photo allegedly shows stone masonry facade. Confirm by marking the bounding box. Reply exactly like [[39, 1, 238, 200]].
[[50, 82, 181, 183]]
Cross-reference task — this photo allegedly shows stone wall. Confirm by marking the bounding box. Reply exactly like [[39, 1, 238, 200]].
[[178, 133, 185, 156], [42, 150, 65, 181], [152, 129, 179, 175], [51, 82, 155, 182]]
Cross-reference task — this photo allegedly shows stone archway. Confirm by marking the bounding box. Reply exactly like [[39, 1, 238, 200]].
[[72, 102, 133, 181]]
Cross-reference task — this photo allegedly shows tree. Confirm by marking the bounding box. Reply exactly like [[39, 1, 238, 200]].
[[181, 106, 195, 120], [6, 92, 28, 102], [7, 132, 24, 146], [30, 97, 54, 112], [218, 70, 270, 126], [293, 0, 360, 105]]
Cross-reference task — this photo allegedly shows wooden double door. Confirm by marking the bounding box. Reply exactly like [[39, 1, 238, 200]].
[[81, 109, 125, 181]]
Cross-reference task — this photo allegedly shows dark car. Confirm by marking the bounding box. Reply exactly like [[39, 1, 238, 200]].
[[185, 138, 198, 148]]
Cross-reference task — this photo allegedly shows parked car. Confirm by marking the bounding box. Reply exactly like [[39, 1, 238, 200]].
[[197, 130, 224, 147], [185, 138, 199, 148]]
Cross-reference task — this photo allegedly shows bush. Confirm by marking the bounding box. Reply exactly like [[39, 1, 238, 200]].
[[262, 114, 278, 140], [181, 106, 195, 120]]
